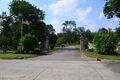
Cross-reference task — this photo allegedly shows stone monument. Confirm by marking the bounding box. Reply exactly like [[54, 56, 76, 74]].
[[80, 36, 85, 52], [45, 36, 49, 53]]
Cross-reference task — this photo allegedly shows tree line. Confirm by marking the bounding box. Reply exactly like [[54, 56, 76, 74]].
[[56, 0, 120, 45]]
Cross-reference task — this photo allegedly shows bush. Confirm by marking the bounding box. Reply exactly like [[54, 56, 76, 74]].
[[86, 49, 94, 52], [56, 38, 63, 45], [18, 33, 38, 53], [50, 44, 55, 50], [13, 51, 17, 54], [61, 44, 64, 47], [93, 32, 118, 55]]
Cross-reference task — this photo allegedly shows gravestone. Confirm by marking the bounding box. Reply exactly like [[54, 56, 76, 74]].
[[45, 36, 49, 53], [80, 36, 85, 52]]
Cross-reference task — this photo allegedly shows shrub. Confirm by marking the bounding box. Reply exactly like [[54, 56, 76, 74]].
[[86, 49, 94, 52], [56, 38, 63, 45], [93, 32, 118, 55], [50, 44, 55, 50], [61, 44, 64, 47], [18, 33, 38, 53], [13, 51, 17, 54]]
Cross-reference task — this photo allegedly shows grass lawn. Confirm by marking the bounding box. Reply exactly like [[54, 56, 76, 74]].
[[0, 46, 66, 59], [0, 50, 40, 59], [74, 45, 120, 60], [85, 53, 120, 60], [85, 51, 120, 60]]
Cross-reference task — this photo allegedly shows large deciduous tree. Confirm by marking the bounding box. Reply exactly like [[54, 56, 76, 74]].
[[115, 27, 120, 38], [103, 0, 120, 19], [8, 0, 46, 41], [98, 27, 108, 34], [62, 20, 76, 44], [9, 0, 45, 22]]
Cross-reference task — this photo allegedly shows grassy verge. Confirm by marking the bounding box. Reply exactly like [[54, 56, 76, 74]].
[[85, 53, 120, 60], [85, 51, 120, 60], [74, 45, 120, 60], [74, 45, 80, 52], [0, 50, 40, 59], [0, 46, 66, 59]]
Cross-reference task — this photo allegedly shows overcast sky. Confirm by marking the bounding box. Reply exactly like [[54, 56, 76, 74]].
[[0, 0, 120, 34]]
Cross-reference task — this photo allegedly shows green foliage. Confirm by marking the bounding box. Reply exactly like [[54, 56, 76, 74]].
[[62, 20, 76, 44], [115, 27, 120, 38], [18, 33, 38, 53], [13, 51, 17, 54], [9, 0, 45, 21], [103, 0, 120, 19], [50, 44, 55, 50], [85, 38, 90, 42], [98, 27, 108, 34], [84, 29, 94, 42], [93, 32, 118, 55], [61, 44, 64, 47], [56, 38, 63, 45], [0, 0, 58, 48], [85, 49, 94, 52], [77, 40, 80, 45]]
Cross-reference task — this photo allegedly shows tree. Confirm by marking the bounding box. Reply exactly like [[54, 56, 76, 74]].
[[62, 20, 76, 44], [93, 32, 118, 55], [103, 0, 120, 19], [84, 29, 93, 42], [8, 0, 46, 39], [98, 27, 108, 33], [115, 27, 120, 38], [56, 38, 63, 46], [9, 0, 45, 22], [18, 33, 38, 53], [0, 12, 14, 47], [44, 24, 57, 44], [57, 33, 67, 44], [73, 27, 85, 38], [71, 30, 78, 43]]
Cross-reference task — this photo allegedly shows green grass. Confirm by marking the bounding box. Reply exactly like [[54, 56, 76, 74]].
[[74, 45, 120, 60], [74, 45, 80, 52], [85, 51, 120, 60], [0, 46, 66, 59], [85, 53, 120, 60], [0, 50, 40, 59]]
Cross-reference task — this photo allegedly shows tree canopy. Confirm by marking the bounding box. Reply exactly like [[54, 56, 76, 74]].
[[103, 0, 120, 19], [62, 20, 76, 44], [0, 0, 57, 49]]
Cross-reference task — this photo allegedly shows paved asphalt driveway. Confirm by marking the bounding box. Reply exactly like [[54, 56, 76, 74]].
[[0, 46, 120, 80]]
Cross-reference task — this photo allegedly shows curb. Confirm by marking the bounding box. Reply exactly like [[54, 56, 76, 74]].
[[81, 52, 120, 62]]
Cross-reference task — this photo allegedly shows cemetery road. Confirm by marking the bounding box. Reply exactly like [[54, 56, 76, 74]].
[[0, 46, 120, 80], [26, 46, 91, 61]]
